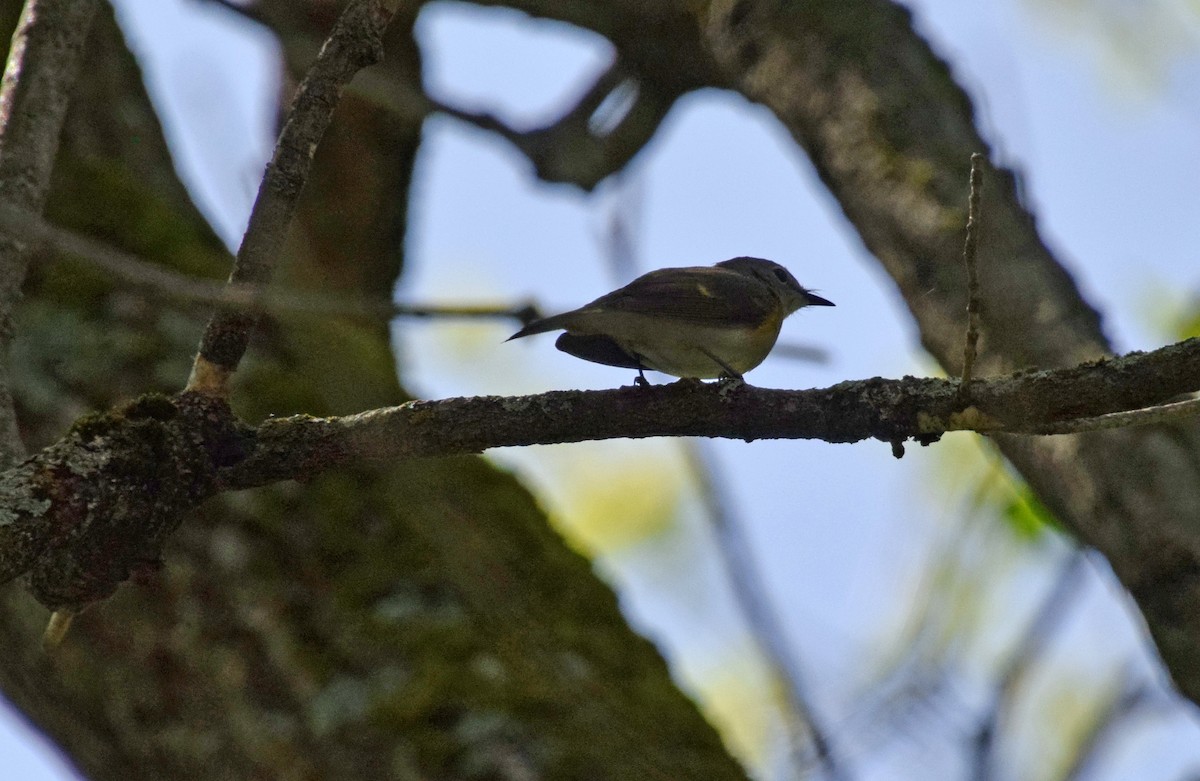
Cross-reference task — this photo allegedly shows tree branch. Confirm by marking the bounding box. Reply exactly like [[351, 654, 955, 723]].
[[226, 337, 1200, 486], [0, 203, 541, 325], [0, 0, 99, 465], [350, 52, 688, 190], [958, 152, 983, 400], [4, 336, 1196, 612], [0, 392, 239, 609], [441, 62, 684, 190], [696, 0, 1200, 704], [259, 3, 711, 191], [187, 0, 400, 397]]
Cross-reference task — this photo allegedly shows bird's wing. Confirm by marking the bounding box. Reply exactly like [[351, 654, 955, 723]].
[[554, 333, 644, 369], [579, 267, 776, 327]]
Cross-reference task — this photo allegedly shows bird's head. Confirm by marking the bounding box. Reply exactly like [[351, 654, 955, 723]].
[[716, 256, 834, 314]]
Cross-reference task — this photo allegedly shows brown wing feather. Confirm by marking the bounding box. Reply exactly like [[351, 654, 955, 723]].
[[579, 267, 776, 327]]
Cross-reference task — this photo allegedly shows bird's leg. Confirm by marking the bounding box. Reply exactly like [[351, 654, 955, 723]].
[[700, 348, 743, 383], [633, 355, 651, 387]]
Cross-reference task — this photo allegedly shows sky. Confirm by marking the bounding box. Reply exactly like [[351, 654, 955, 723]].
[[3, 0, 1200, 779]]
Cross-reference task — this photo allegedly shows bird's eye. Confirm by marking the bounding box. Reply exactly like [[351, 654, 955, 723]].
[[773, 268, 791, 283]]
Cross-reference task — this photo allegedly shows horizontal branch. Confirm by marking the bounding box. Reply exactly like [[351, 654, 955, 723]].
[[0, 202, 542, 325], [2, 336, 1197, 611], [227, 337, 1200, 488]]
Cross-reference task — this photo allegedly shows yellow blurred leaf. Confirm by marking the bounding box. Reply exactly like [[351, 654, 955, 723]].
[[693, 648, 777, 769], [552, 449, 684, 556]]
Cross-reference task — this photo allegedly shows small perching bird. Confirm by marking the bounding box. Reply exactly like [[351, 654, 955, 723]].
[[508, 257, 833, 384]]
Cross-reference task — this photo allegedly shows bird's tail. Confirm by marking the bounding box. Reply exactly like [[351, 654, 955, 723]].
[[506, 312, 574, 341]]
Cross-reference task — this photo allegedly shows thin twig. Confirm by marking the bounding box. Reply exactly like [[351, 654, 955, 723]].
[[1019, 395, 1200, 435], [0, 0, 100, 466], [2, 203, 539, 325], [958, 152, 984, 401], [684, 442, 850, 781], [0, 205, 541, 325], [597, 172, 642, 283], [187, 0, 401, 397]]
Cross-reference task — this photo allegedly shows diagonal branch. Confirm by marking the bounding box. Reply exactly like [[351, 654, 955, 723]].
[[203, 3, 685, 196], [0, 0, 100, 465], [696, 0, 1200, 703], [308, 17, 700, 190], [452, 62, 682, 190], [363, 54, 687, 190], [186, 0, 401, 398]]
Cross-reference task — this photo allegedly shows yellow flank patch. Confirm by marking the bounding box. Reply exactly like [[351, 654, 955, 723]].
[[751, 313, 783, 338], [696, 284, 715, 298]]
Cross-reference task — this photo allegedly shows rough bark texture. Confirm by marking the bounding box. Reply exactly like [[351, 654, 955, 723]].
[[697, 0, 1200, 700], [0, 0, 100, 464], [192, 0, 397, 384], [3, 0, 1200, 777], [0, 4, 748, 780], [6, 336, 1197, 612]]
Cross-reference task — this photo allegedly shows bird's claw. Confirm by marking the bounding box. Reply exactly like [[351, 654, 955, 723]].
[[716, 374, 745, 399]]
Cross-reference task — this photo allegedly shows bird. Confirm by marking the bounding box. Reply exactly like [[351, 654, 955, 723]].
[[507, 256, 834, 384]]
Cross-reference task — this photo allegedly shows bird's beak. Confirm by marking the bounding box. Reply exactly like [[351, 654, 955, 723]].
[[804, 291, 835, 307]]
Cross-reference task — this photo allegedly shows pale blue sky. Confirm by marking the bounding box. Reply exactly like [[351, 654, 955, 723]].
[[3, 1, 1199, 778]]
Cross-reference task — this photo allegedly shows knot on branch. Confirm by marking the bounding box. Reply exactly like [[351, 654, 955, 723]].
[[18, 392, 246, 611]]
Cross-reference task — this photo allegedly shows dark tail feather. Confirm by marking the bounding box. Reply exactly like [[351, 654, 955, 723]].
[[506, 313, 574, 341]]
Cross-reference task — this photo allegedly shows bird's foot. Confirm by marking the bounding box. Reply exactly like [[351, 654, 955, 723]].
[[716, 374, 745, 399]]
